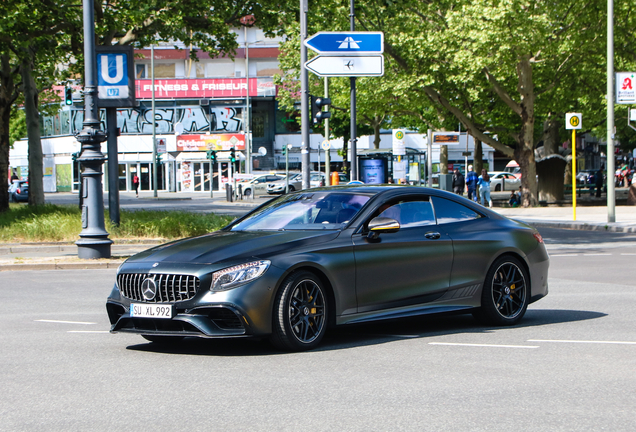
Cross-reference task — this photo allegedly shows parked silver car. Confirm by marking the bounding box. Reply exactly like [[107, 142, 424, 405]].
[[267, 173, 303, 194], [489, 172, 521, 191]]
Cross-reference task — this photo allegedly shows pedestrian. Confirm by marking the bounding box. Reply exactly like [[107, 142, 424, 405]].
[[595, 167, 603, 198], [133, 174, 140, 197], [452, 168, 465, 195], [477, 169, 492, 207], [465, 165, 478, 202], [10, 170, 19, 183], [508, 191, 520, 207]]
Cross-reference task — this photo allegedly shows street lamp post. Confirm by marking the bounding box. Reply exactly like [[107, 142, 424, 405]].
[[75, 0, 112, 259]]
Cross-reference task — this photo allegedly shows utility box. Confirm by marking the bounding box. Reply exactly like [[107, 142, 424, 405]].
[[439, 174, 453, 192]]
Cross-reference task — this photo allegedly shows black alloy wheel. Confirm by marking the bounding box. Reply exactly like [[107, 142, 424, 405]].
[[473, 256, 529, 326], [271, 271, 327, 351]]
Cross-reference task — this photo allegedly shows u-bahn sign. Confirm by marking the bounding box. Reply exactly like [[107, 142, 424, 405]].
[[96, 45, 136, 108]]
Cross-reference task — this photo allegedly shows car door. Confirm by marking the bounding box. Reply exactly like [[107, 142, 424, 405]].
[[351, 195, 453, 313]]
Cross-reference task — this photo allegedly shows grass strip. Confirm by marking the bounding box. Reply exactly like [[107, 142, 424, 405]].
[[0, 204, 234, 243]]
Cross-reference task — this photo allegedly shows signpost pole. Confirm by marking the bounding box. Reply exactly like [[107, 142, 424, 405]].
[[572, 129, 577, 221], [325, 77, 331, 186], [106, 107, 120, 226], [350, 0, 358, 181], [607, 0, 615, 223], [151, 45, 158, 198], [300, 0, 310, 189]]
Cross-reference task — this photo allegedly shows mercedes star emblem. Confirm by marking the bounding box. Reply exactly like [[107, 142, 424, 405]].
[[141, 277, 157, 301]]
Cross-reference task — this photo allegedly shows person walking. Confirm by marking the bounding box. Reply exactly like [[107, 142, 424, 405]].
[[477, 169, 492, 207], [465, 165, 478, 202], [595, 167, 604, 198], [133, 174, 140, 197], [452, 168, 465, 195]]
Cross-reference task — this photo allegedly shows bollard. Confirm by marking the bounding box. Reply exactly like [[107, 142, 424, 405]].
[[331, 171, 340, 185], [226, 183, 233, 202]]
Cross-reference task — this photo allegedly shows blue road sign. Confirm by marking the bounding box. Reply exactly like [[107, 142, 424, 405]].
[[305, 32, 384, 54], [97, 53, 129, 99]]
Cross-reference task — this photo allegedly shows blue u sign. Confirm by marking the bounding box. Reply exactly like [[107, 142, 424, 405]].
[[97, 53, 129, 99]]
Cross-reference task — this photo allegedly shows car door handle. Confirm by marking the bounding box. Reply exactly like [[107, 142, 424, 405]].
[[424, 232, 441, 240]]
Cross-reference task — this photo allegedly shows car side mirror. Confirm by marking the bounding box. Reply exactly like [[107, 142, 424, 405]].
[[367, 217, 400, 240]]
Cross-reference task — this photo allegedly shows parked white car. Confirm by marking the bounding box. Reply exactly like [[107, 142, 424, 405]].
[[238, 174, 284, 197], [489, 172, 521, 191]]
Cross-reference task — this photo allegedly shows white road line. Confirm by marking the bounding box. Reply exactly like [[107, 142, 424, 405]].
[[429, 342, 539, 349], [528, 339, 636, 345], [582, 253, 612, 256], [550, 254, 578, 257], [35, 319, 96, 325], [68, 331, 110, 334], [620, 253, 636, 256]]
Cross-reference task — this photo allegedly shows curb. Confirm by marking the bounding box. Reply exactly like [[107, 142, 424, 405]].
[[0, 260, 124, 272], [517, 220, 636, 233]]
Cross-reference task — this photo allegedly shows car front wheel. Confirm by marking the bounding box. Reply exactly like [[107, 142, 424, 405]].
[[473, 256, 529, 326], [270, 271, 327, 351]]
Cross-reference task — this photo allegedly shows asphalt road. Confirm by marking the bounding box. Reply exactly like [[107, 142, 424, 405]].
[[1, 228, 635, 431]]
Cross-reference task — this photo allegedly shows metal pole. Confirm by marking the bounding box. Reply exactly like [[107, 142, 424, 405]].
[[427, 129, 433, 187], [76, 0, 111, 258], [349, 0, 358, 181], [245, 25, 252, 174], [106, 107, 120, 226], [325, 77, 331, 186], [606, 0, 616, 222], [286, 147, 290, 193], [572, 129, 577, 221], [300, 0, 310, 189], [151, 45, 157, 198]]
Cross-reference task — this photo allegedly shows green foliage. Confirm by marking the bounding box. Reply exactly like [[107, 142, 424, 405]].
[[0, 204, 233, 242], [9, 109, 26, 148]]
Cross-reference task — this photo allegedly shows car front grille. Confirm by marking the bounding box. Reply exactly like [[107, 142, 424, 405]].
[[117, 273, 200, 303]]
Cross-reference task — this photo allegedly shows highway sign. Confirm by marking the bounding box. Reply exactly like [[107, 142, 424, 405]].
[[305, 32, 384, 54], [305, 55, 384, 77]]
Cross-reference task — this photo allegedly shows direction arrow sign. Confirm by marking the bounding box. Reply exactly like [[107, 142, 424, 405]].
[[305, 32, 384, 54], [305, 55, 384, 77]]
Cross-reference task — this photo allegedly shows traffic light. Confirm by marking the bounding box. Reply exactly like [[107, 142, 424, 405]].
[[65, 87, 73, 105], [155, 153, 163, 165], [207, 150, 217, 162], [282, 145, 287, 156], [310, 95, 332, 124], [230, 148, 236, 163]]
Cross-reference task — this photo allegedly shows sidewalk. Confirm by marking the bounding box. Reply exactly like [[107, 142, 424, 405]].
[[2, 190, 635, 271]]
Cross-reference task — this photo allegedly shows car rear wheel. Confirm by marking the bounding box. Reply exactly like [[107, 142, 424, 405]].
[[473, 256, 529, 326], [495, 184, 501, 191], [244, 188, 252, 198], [270, 271, 327, 351]]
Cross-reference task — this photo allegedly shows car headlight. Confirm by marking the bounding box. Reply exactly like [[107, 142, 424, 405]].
[[210, 260, 270, 292]]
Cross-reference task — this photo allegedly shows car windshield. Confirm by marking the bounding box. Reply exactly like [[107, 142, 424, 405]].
[[230, 191, 371, 231]]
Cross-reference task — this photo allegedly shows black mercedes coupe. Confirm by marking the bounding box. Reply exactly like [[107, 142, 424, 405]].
[[106, 185, 549, 351]]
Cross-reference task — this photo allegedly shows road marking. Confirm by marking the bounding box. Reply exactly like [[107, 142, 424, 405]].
[[582, 253, 611, 256], [429, 342, 539, 349], [550, 254, 578, 257], [68, 331, 110, 334], [620, 253, 636, 256], [35, 319, 96, 325], [528, 339, 636, 345]]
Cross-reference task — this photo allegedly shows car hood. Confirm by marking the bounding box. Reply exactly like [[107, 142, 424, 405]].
[[125, 230, 341, 265]]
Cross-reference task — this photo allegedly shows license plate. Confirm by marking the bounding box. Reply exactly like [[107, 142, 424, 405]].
[[130, 304, 173, 319]]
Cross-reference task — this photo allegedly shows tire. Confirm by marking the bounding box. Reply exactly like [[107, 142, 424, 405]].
[[495, 184, 501, 192], [244, 188, 252, 198], [270, 271, 328, 351], [288, 186, 295, 192], [473, 256, 529, 326], [142, 335, 184, 345]]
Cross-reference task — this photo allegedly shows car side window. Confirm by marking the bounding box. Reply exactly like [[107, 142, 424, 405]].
[[376, 198, 436, 228], [432, 197, 482, 224]]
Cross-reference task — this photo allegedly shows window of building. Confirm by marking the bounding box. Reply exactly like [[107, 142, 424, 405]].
[[195, 62, 205, 78], [255, 61, 282, 77], [154, 63, 176, 78], [206, 60, 235, 78], [136, 64, 147, 79]]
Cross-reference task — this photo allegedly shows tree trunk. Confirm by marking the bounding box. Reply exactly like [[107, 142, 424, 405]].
[[542, 116, 559, 156], [440, 145, 448, 174], [474, 138, 483, 175], [21, 56, 45, 206], [0, 56, 13, 212], [515, 57, 537, 207], [373, 116, 381, 149]]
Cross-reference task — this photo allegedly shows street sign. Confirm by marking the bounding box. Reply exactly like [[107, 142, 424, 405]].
[[392, 129, 406, 156], [305, 55, 384, 77], [616, 72, 636, 104], [432, 132, 460, 145], [305, 32, 384, 54], [321, 140, 331, 150], [565, 113, 582, 130], [96, 46, 135, 108]]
